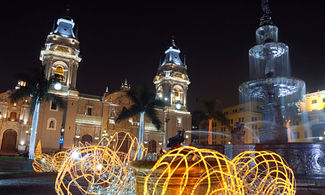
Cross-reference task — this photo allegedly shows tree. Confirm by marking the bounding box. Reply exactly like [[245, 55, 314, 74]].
[[10, 65, 65, 159], [116, 85, 164, 160], [195, 99, 230, 145]]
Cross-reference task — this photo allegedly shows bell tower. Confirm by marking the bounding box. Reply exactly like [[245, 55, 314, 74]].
[[153, 39, 190, 111], [154, 39, 192, 147], [40, 13, 81, 93]]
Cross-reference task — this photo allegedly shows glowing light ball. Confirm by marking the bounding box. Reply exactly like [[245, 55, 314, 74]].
[[55, 132, 143, 195], [52, 151, 68, 172], [144, 146, 244, 195], [102, 131, 147, 162], [55, 145, 128, 195], [232, 151, 296, 195], [32, 153, 53, 172]]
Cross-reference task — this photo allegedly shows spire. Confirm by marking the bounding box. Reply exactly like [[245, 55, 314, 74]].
[[260, 0, 273, 26], [121, 79, 130, 90], [171, 35, 178, 49], [161, 37, 184, 66], [62, 4, 72, 20], [105, 86, 109, 93]]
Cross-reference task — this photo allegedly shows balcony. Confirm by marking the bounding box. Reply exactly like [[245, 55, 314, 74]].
[[75, 114, 101, 126]]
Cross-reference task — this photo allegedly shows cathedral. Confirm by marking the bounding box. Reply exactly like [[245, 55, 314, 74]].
[[0, 15, 191, 153]]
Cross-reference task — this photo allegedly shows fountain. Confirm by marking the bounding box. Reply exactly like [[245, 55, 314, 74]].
[[239, 0, 305, 144], [235, 1, 325, 193]]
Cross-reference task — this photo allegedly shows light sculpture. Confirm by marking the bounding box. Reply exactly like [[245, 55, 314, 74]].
[[32, 140, 55, 172], [32, 153, 53, 173], [55, 132, 145, 195], [34, 133, 295, 194], [52, 151, 68, 172], [55, 144, 128, 194], [232, 151, 296, 195], [144, 148, 296, 195], [144, 146, 244, 195]]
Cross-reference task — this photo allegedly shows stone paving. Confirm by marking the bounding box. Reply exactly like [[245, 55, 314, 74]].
[[0, 158, 57, 195]]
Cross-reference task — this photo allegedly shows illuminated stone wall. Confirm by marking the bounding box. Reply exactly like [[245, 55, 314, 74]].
[[0, 90, 31, 152]]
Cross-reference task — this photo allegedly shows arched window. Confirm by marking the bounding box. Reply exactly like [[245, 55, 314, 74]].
[[157, 86, 163, 99], [47, 118, 57, 130], [52, 61, 67, 82], [55, 66, 64, 76], [9, 112, 17, 122], [172, 86, 183, 104]]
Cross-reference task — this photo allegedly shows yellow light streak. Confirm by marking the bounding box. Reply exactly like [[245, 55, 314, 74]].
[[144, 146, 244, 195], [232, 151, 296, 195], [54, 132, 145, 194], [144, 148, 296, 195]]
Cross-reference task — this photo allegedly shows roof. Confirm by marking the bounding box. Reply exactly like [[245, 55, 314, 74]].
[[161, 39, 185, 66], [53, 18, 76, 38]]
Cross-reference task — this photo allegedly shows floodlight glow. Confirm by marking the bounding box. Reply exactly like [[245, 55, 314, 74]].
[[71, 151, 79, 160], [175, 103, 181, 109], [54, 82, 62, 90], [96, 164, 103, 171]]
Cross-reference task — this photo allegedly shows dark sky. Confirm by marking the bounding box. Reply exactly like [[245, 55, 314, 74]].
[[1, 0, 325, 111]]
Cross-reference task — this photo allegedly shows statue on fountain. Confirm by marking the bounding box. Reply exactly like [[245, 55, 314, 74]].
[[231, 122, 245, 145], [167, 129, 185, 148]]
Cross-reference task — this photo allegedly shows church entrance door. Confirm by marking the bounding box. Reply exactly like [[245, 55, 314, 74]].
[[81, 134, 92, 144], [1, 129, 17, 152]]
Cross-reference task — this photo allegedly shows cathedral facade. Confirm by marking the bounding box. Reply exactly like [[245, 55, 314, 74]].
[[0, 15, 191, 153]]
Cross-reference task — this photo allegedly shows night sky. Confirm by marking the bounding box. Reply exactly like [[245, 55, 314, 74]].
[[1, 0, 325, 111]]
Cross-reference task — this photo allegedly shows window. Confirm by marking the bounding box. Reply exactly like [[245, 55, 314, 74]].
[[230, 119, 233, 124], [9, 112, 17, 121], [172, 86, 183, 104], [49, 121, 55, 128], [157, 87, 163, 100], [50, 101, 57, 110], [304, 131, 308, 138], [176, 117, 182, 127], [312, 99, 317, 104], [87, 107, 92, 115], [242, 117, 244, 122], [239, 107, 244, 112], [296, 132, 300, 139], [47, 118, 57, 130], [55, 66, 64, 76]]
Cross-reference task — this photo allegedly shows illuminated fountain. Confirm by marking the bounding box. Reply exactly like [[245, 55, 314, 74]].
[[239, 0, 305, 143], [235, 1, 325, 193]]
